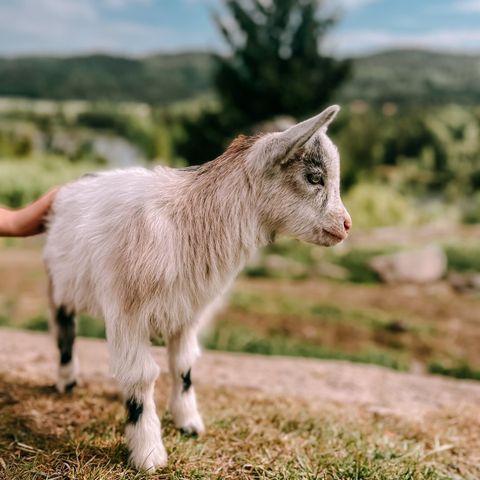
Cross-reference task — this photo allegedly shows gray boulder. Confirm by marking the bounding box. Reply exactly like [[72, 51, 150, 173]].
[[369, 245, 447, 284]]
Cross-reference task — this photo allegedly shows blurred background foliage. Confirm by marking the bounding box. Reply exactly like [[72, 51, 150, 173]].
[[2, 0, 480, 380], [2, 99, 480, 226], [212, 0, 351, 122], [1, 0, 479, 225]]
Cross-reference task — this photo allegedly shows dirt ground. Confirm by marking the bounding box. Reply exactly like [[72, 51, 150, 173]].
[[2, 328, 480, 420]]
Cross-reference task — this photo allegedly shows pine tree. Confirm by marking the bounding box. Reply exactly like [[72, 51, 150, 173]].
[[214, 0, 351, 123]]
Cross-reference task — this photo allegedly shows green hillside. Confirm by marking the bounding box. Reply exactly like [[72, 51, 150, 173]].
[[0, 52, 214, 105], [342, 49, 480, 105], [0, 49, 479, 106]]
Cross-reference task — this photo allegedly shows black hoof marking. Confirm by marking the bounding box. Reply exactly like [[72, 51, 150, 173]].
[[126, 397, 143, 424], [56, 306, 75, 366], [65, 381, 77, 393], [180, 427, 198, 437], [181, 369, 192, 393]]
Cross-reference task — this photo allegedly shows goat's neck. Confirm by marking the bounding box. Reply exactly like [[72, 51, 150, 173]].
[[178, 165, 270, 280]]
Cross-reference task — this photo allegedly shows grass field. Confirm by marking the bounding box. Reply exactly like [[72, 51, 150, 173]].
[[1, 370, 479, 479], [1, 232, 480, 478]]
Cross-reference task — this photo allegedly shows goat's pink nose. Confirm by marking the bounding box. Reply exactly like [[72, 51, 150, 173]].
[[344, 217, 352, 233]]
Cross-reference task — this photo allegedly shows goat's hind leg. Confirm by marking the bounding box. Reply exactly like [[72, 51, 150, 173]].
[[48, 275, 78, 393], [168, 327, 204, 435], [51, 304, 78, 393]]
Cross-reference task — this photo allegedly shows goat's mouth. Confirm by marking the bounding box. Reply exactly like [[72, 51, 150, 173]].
[[322, 228, 346, 243]]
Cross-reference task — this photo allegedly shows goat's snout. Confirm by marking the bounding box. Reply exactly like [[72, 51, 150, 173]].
[[322, 209, 351, 243], [343, 212, 352, 234]]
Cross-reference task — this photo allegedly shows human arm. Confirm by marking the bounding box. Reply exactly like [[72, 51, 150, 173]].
[[0, 188, 58, 237]]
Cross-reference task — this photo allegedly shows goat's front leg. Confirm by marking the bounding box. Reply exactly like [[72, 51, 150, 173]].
[[108, 324, 167, 471], [167, 327, 204, 435]]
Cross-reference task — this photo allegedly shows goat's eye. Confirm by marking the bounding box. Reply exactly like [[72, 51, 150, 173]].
[[306, 173, 324, 186]]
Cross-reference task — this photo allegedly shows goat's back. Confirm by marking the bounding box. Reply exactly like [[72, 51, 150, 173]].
[[44, 167, 179, 319]]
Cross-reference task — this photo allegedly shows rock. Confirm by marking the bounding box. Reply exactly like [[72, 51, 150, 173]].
[[369, 245, 447, 284]]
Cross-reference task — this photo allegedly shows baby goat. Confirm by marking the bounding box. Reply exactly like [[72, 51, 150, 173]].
[[44, 105, 351, 471]]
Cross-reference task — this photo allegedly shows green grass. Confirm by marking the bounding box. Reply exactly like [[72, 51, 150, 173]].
[[0, 376, 474, 480], [429, 361, 480, 381], [23, 314, 105, 338], [230, 291, 416, 332], [204, 321, 407, 370], [23, 315, 49, 331]]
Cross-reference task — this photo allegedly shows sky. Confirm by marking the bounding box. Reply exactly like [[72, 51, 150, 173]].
[[1, 0, 480, 57]]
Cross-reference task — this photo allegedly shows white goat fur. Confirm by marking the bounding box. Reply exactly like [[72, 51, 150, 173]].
[[44, 105, 351, 471]]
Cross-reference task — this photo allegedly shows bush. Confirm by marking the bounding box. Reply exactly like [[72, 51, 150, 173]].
[[462, 191, 480, 224], [445, 244, 480, 272], [0, 155, 99, 208], [343, 183, 416, 229], [330, 248, 390, 283]]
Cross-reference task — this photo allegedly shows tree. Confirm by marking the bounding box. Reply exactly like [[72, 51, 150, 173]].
[[214, 0, 351, 123], [176, 0, 350, 164]]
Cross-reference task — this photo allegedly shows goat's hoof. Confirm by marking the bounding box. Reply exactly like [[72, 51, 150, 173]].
[[178, 414, 205, 437], [130, 443, 168, 472], [56, 361, 79, 393], [55, 379, 78, 394]]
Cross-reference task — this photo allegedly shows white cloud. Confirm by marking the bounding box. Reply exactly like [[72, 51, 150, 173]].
[[455, 0, 480, 13], [0, 0, 176, 55], [329, 28, 480, 55]]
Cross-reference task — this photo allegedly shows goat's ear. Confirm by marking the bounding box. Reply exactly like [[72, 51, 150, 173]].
[[266, 105, 340, 164]]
